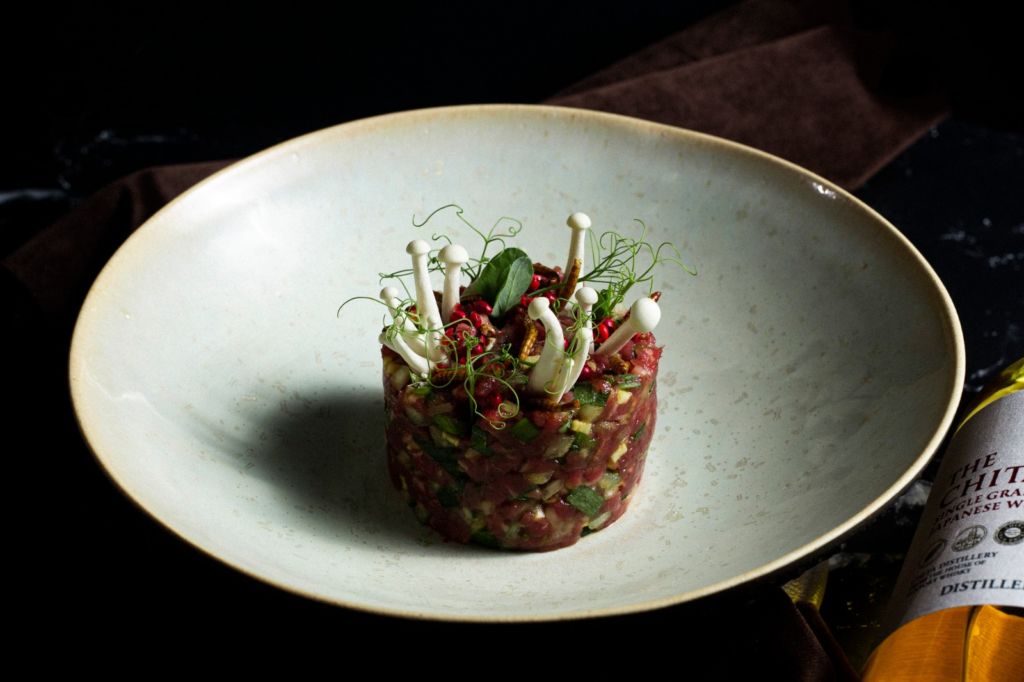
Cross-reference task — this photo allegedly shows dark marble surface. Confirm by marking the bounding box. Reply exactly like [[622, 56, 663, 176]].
[[4, 2, 1021, 665]]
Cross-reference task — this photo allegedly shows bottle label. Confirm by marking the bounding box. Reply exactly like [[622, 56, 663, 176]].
[[886, 390, 1023, 632]]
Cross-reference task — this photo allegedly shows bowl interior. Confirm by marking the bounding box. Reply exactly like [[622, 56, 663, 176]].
[[70, 105, 962, 620]]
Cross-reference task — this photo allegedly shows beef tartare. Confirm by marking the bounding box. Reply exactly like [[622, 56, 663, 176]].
[[367, 209, 683, 551]]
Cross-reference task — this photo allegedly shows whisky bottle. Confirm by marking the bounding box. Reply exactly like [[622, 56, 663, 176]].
[[862, 358, 1023, 681]]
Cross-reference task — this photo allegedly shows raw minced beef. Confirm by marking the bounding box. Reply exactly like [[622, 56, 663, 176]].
[[383, 331, 661, 551]]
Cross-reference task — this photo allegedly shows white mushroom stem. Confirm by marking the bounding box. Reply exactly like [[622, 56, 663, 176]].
[[526, 297, 567, 396], [406, 239, 444, 360], [554, 287, 599, 394], [379, 286, 429, 357], [596, 296, 662, 356], [564, 212, 592, 294], [439, 244, 469, 323], [379, 332, 430, 377]]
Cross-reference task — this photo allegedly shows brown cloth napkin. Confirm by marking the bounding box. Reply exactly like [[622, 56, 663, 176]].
[[549, 0, 947, 189], [8, 0, 946, 676]]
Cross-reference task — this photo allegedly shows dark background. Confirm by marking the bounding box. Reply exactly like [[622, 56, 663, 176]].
[[5, 0, 1021, 662]]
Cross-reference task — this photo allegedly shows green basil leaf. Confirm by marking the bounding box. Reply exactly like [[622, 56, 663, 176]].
[[463, 247, 530, 299], [490, 255, 533, 317]]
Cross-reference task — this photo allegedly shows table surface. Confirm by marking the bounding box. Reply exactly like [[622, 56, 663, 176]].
[[4, 2, 1021, 663]]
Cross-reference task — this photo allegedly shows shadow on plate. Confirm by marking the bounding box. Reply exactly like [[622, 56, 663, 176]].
[[229, 387, 508, 558], [227, 389, 434, 547]]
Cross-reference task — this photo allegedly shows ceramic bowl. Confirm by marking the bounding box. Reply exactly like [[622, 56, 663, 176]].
[[70, 104, 963, 620]]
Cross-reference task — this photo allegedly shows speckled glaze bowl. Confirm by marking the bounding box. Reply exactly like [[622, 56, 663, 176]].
[[70, 105, 963, 620]]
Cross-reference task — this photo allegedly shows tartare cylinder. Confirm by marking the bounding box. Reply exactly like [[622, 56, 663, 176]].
[[383, 332, 661, 551]]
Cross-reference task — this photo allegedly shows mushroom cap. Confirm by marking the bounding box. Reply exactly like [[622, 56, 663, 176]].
[[406, 239, 431, 256], [575, 286, 598, 307], [528, 296, 552, 320], [629, 297, 662, 332], [380, 286, 399, 302], [439, 244, 469, 265], [567, 212, 592, 230]]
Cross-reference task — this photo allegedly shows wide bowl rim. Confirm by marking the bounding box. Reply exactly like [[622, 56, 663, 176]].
[[68, 103, 966, 621]]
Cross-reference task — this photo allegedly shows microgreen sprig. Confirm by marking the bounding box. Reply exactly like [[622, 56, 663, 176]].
[[580, 219, 696, 322]]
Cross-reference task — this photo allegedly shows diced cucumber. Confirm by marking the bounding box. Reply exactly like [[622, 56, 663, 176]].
[[573, 384, 609, 406], [526, 471, 553, 485], [577, 404, 603, 422], [543, 434, 575, 459], [432, 414, 467, 437], [541, 479, 564, 500], [566, 485, 604, 517], [587, 511, 612, 530], [510, 418, 540, 442], [598, 472, 621, 491], [430, 425, 460, 447], [404, 405, 427, 425]]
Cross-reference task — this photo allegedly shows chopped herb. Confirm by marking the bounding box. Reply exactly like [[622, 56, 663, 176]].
[[580, 527, 594, 537], [566, 485, 604, 517], [580, 220, 696, 322], [416, 439, 465, 479], [432, 414, 467, 437], [631, 423, 646, 441], [573, 384, 608, 406], [571, 431, 597, 451], [510, 418, 541, 442], [410, 383, 432, 396]]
